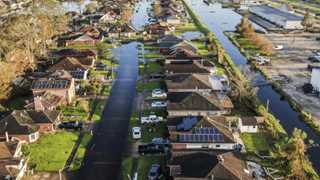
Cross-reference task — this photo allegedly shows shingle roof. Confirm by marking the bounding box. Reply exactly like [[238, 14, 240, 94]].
[[166, 74, 212, 91], [0, 141, 19, 159], [48, 57, 89, 72], [167, 92, 221, 111], [169, 152, 251, 180], [241, 117, 258, 126], [165, 62, 210, 74]]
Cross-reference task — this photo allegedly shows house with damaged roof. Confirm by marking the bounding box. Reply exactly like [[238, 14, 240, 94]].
[[0, 110, 61, 142], [47, 57, 95, 80], [66, 34, 99, 47], [31, 70, 76, 105], [166, 92, 233, 117], [0, 140, 27, 180], [168, 116, 238, 150], [168, 152, 252, 180], [165, 61, 214, 75]]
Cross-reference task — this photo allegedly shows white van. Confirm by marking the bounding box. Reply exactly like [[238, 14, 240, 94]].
[[132, 127, 141, 139]]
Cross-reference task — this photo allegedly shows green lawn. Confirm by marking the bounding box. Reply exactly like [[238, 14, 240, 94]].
[[91, 100, 106, 122], [144, 53, 164, 59], [141, 122, 168, 143], [240, 133, 270, 152], [146, 61, 163, 74], [70, 133, 92, 171], [122, 157, 134, 180], [136, 80, 163, 93], [138, 156, 166, 180], [174, 23, 197, 35], [23, 132, 78, 171], [62, 100, 89, 122]]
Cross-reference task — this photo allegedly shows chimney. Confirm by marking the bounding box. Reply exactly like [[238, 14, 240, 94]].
[[5, 131, 9, 142], [218, 155, 224, 163]]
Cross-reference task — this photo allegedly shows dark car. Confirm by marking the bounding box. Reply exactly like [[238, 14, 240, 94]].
[[58, 121, 83, 130], [138, 144, 166, 155], [148, 164, 161, 180]]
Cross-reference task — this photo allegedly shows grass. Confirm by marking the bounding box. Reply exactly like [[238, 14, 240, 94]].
[[240, 133, 270, 152], [146, 61, 163, 74], [144, 53, 164, 59], [5, 95, 31, 110], [23, 131, 78, 171], [70, 133, 92, 171], [137, 156, 166, 180], [174, 23, 198, 35], [62, 100, 90, 122], [101, 84, 112, 96], [136, 80, 163, 93], [122, 157, 134, 180], [91, 100, 106, 122], [141, 122, 168, 143]]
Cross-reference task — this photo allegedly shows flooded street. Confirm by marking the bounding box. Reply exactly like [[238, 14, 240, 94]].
[[186, 0, 320, 172]]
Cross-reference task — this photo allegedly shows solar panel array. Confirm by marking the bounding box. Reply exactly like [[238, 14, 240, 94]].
[[176, 117, 198, 131], [33, 80, 70, 89], [70, 71, 85, 79], [179, 127, 224, 142]]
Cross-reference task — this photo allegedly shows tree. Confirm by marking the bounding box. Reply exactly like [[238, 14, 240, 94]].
[[153, 0, 162, 18], [121, 5, 132, 23], [302, 9, 314, 31]]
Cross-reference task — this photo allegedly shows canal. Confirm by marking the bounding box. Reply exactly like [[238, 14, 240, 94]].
[[186, 0, 320, 172], [77, 0, 151, 179]]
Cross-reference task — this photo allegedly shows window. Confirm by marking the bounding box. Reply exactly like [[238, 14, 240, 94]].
[[216, 144, 221, 148]]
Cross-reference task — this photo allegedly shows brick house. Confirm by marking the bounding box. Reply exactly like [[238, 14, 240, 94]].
[[164, 61, 213, 75], [0, 110, 61, 143], [166, 74, 213, 92], [49, 49, 98, 62], [168, 152, 252, 180], [158, 35, 183, 54], [66, 34, 99, 47], [31, 70, 76, 104], [167, 92, 233, 117], [168, 116, 237, 150]]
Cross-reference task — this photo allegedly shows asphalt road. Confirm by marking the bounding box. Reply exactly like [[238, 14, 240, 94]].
[[78, 42, 139, 180]]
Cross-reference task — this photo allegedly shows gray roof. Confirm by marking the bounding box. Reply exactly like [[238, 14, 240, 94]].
[[250, 5, 303, 21]]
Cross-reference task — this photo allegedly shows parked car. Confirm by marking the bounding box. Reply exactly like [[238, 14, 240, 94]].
[[308, 55, 320, 62], [151, 138, 171, 147], [148, 164, 161, 180], [58, 121, 83, 130], [141, 115, 164, 124], [132, 127, 141, 139], [152, 89, 167, 98], [253, 56, 270, 65], [274, 45, 283, 50], [151, 101, 167, 108], [138, 144, 166, 155]]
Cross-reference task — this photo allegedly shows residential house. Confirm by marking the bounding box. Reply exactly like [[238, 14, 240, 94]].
[[0, 159, 27, 180], [0, 137, 27, 180], [26, 92, 64, 111], [108, 23, 136, 38], [168, 152, 252, 180], [49, 49, 98, 61], [167, 41, 200, 59], [238, 117, 263, 133], [311, 67, 320, 93], [168, 116, 237, 150], [158, 35, 183, 54], [47, 57, 94, 80], [167, 92, 233, 116], [0, 110, 61, 140], [165, 74, 213, 92], [144, 23, 172, 36], [165, 61, 213, 75], [31, 70, 76, 104], [66, 34, 99, 47]]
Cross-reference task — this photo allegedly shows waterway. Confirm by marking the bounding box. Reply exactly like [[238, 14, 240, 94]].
[[78, 1, 151, 179], [186, 0, 320, 172]]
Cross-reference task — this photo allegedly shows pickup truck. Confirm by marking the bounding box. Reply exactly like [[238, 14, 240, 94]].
[[141, 115, 164, 124]]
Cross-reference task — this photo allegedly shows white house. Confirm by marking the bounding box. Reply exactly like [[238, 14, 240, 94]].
[[238, 117, 258, 133], [311, 68, 320, 93]]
